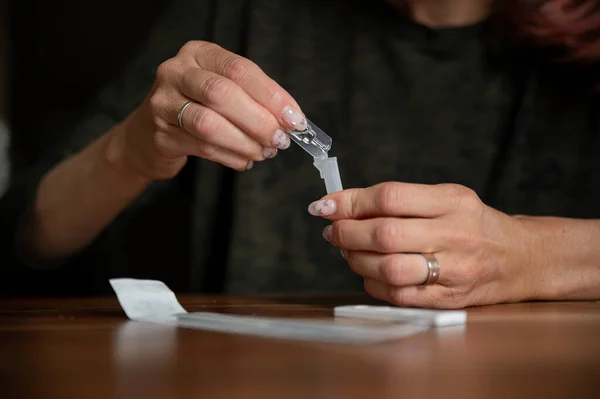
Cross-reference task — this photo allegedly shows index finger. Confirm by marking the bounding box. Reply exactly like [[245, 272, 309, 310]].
[[191, 43, 307, 132], [308, 182, 456, 220]]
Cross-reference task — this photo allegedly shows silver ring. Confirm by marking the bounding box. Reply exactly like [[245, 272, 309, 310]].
[[176, 101, 194, 130], [421, 253, 440, 285]]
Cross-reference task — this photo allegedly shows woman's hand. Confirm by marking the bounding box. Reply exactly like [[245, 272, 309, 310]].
[[108, 41, 307, 179], [308, 182, 551, 309], [18, 40, 308, 261]]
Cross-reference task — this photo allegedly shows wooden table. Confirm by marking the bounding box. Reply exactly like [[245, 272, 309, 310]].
[[1, 295, 600, 399]]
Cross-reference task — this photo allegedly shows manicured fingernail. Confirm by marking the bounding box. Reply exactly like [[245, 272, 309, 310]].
[[308, 200, 336, 216], [245, 161, 254, 170], [340, 249, 347, 259], [282, 106, 307, 131], [272, 129, 290, 150], [262, 147, 278, 159], [323, 225, 332, 242]]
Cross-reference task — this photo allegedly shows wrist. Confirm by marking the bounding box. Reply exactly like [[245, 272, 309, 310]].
[[103, 113, 153, 185], [512, 215, 555, 301], [105, 104, 187, 181], [515, 216, 600, 301]]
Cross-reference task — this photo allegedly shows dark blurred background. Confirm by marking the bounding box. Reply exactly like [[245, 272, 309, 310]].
[[1, 1, 8, 196], [4, 0, 173, 176]]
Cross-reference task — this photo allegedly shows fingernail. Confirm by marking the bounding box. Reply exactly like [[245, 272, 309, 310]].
[[282, 106, 308, 131], [272, 129, 290, 150], [262, 147, 278, 159], [323, 225, 332, 242], [340, 249, 348, 259], [308, 200, 336, 216], [245, 161, 254, 170]]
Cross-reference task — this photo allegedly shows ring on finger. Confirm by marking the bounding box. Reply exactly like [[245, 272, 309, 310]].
[[177, 100, 194, 130], [420, 253, 440, 285]]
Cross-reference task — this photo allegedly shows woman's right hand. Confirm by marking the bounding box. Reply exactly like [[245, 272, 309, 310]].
[[108, 41, 308, 179]]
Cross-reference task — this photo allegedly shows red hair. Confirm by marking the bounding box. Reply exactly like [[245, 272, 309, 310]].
[[504, 0, 600, 62]]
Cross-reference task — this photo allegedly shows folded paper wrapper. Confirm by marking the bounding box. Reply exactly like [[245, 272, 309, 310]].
[[109, 278, 466, 345]]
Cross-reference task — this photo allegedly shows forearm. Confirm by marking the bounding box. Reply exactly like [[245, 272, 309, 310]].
[[521, 216, 600, 301], [20, 118, 152, 263]]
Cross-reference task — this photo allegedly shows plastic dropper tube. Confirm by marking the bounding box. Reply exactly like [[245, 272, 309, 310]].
[[313, 156, 343, 194]]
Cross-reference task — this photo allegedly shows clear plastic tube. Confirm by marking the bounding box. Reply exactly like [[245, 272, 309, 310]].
[[313, 156, 343, 194], [287, 118, 343, 194]]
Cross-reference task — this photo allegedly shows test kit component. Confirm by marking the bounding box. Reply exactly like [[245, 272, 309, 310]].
[[334, 305, 467, 327], [288, 119, 343, 194]]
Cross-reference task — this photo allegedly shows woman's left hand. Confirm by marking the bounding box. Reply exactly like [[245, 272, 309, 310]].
[[308, 182, 546, 309]]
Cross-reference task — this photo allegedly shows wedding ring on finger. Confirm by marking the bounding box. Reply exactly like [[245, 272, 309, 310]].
[[420, 253, 440, 285], [177, 101, 194, 130]]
